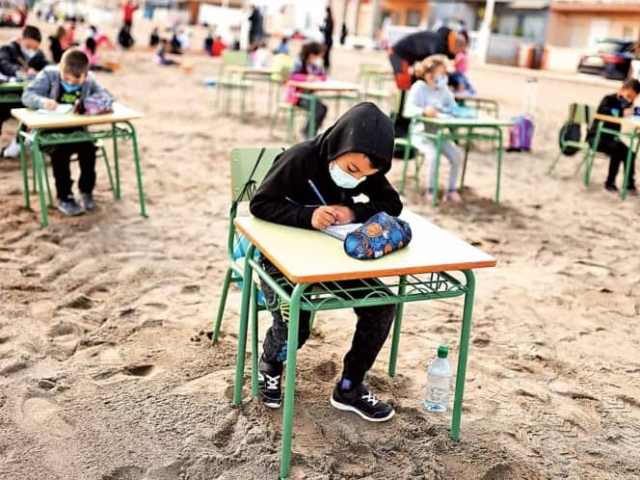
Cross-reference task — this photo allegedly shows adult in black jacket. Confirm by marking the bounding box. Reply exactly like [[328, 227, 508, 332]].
[[250, 102, 401, 422], [320, 6, 334, 72], [0, 25, 48, 158], [389, 27, 465, 137], [248, 5, 264, 45], [587, 79, 640, 194]]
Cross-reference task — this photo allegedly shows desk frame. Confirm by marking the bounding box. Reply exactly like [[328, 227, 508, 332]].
[[233, 240, 479, 479], [404, 116, 512, 206], [16, 119, 146, 228]]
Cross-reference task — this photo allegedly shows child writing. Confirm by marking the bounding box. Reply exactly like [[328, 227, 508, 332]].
[[587, 78, 640, 194], [250, 102, 402, 422], [288, 41, 328, 140], [403, 58, 462, 202], [22, 48, 114, 216]]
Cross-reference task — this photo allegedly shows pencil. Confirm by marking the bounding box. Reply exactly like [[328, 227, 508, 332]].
[[307, 179, 328, 206], [17, 57, 29, 71]]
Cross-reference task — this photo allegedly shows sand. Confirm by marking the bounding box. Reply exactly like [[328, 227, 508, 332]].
[[0, 20, 639, 480]]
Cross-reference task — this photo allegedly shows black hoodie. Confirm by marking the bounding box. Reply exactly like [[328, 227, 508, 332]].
[[391, 27, 454, 64], [0, 41, 48, 77], [250, 102, 403, 229]]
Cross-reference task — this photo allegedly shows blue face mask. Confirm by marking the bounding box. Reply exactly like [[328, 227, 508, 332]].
[[435, 75, 448, 89], [61, 81, 82, 93]]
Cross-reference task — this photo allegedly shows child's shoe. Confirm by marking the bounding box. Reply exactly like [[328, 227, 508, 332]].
[[58, 197, 85, 216], [330, 381, 395, 422], [2, 138, 20, 158], [81, 192, 96, 210], [445, 190, 462, 202], [627, 186, 638, 196], [604, 183, 619, 193], [258, 356, 283, 409]]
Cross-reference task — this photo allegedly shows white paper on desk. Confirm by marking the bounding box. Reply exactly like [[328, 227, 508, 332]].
[[323, 223, 362, 241], [37, 104, 73, 115]]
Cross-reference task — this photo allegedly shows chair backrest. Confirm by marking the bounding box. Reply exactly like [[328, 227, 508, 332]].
[[230, 147, 285, 203], [222, 50, 249, 68], [567, 103, 595, 126], [228, 147, 285, 262]]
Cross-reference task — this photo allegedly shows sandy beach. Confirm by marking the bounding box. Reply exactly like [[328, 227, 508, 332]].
[[0, 20, 639, 480]]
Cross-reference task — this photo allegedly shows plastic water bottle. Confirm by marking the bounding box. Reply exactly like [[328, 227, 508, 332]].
[[424, 345, 453, 412]]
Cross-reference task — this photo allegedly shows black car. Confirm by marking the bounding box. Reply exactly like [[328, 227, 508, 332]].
[[577, 39, 637, 80]]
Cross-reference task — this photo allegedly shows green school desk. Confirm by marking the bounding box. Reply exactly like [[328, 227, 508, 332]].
[[405, 115, 513, 207], [286, 80, 361, 137], [588, 113, 640, 200], [11, 104, 146, 228], [224, 65, 278, 121], [0, 81, 25, 104], [232, 210, 496, 479]]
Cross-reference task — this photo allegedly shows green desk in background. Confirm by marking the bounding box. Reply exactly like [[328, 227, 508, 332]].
[[0, 81, 26, 104], [405, 115, 514, 207]]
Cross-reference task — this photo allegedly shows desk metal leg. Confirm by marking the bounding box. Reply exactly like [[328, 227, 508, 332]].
[[126, 121, 148, 218], [308, 94, 316, 139], [620, 130, 638, 200], [18, 125, 30, 210], [451, 270, 476, 441], [495, 127, 504, 203], [233, 244, 256, 405], [280, 283, 308, 480], [250, 280, 260, 398], [459, 128, 472, 191], [111, 124, 121, 200], [585, 122, 603, 186], [432, 130, 443, 207], [388, 275, 407, 378], [32, 134, 49, 228]]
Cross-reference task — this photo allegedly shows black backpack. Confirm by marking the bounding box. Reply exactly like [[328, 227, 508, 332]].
[[558, 104, 589, 156]]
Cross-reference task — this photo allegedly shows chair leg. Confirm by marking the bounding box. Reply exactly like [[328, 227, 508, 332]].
[[548, 151, 563, 174], [43, 160, 54, 207], [250, 281, 260, 398], [583, 150, 594, 186], [287, 108, 295, 144], [212, 267, 234, 344]]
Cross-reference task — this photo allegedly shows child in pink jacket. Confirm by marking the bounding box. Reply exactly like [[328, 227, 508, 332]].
[[287, 41, 327, 140]]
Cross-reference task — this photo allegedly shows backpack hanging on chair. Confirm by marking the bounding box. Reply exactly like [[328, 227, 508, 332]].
[[557, 103, 588, 156]]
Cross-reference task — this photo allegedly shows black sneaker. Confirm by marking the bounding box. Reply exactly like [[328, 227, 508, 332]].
[[81, 192, 96, 210], [330, 382, 395, 422], [58, 197, 84, 216], [258, 357, 283, 409], [627, 186, 638, 196], [605, 184, 619, 193]]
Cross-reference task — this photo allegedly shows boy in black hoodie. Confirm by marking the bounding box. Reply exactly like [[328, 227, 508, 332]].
[[250, 102, 402, 422], [587, 78, 640, 194]]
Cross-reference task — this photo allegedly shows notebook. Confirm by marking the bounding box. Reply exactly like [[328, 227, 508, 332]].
[[323, 223, 362, 241], [37, 104, 73, 115]]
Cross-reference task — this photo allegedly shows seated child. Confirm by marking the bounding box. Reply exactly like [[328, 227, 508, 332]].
[[249, 40, 270, 68], [211, 36, 226, 57], [250, 102, 402, 422], [82, 37, 112, 73], [287, 41, 328, 140], [275, 36, 289, 55], [403, 57, 462, 203], [22, 48, 114, 216], [156, 38, 179, 66], [587, 78, 640, 194], [0, 25, 48, 158]]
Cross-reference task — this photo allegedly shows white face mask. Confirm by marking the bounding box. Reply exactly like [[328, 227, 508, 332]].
[[329, 162, 366, 189], [21, 47, 36, 60], [311, 58, 324, 68], [435, 74, 448, 89]]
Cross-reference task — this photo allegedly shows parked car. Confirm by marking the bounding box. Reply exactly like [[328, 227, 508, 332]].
[[577, 39, 637, 80]]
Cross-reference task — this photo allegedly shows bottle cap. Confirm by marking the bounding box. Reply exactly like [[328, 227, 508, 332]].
[[437, 345, 449, 358]]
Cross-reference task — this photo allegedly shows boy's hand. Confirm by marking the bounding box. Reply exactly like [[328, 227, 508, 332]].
[[331, 205, 355, 225], [43, 99, 58, 110], [423, 107, 438, 117], [311, 206, 338, 230], [623, 107, 634, 117]]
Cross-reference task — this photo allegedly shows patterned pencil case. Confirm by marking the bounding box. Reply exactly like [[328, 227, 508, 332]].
[[343, 211, 412, 260]]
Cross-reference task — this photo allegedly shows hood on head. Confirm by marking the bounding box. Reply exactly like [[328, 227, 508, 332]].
[[316, 102, 394, 174]]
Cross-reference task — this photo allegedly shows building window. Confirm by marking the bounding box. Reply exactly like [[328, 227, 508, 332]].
[[406, 9, 421, 27]]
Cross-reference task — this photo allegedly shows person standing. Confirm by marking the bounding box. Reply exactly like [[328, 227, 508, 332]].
[[248, 5, 264, 45], [320, 6, 334, 72], [122, 0, 139, 29]]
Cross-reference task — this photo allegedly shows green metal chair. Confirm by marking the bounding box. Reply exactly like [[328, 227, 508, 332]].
[[212, 147, 285, 344], [25, 134, 115, 207], [548, 103, 595, 175], [216, 51, 254, 120], [356, 62, 393, 111]]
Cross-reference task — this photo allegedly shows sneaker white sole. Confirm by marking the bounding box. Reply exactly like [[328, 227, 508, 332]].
[[330, 396, 396, 423]]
